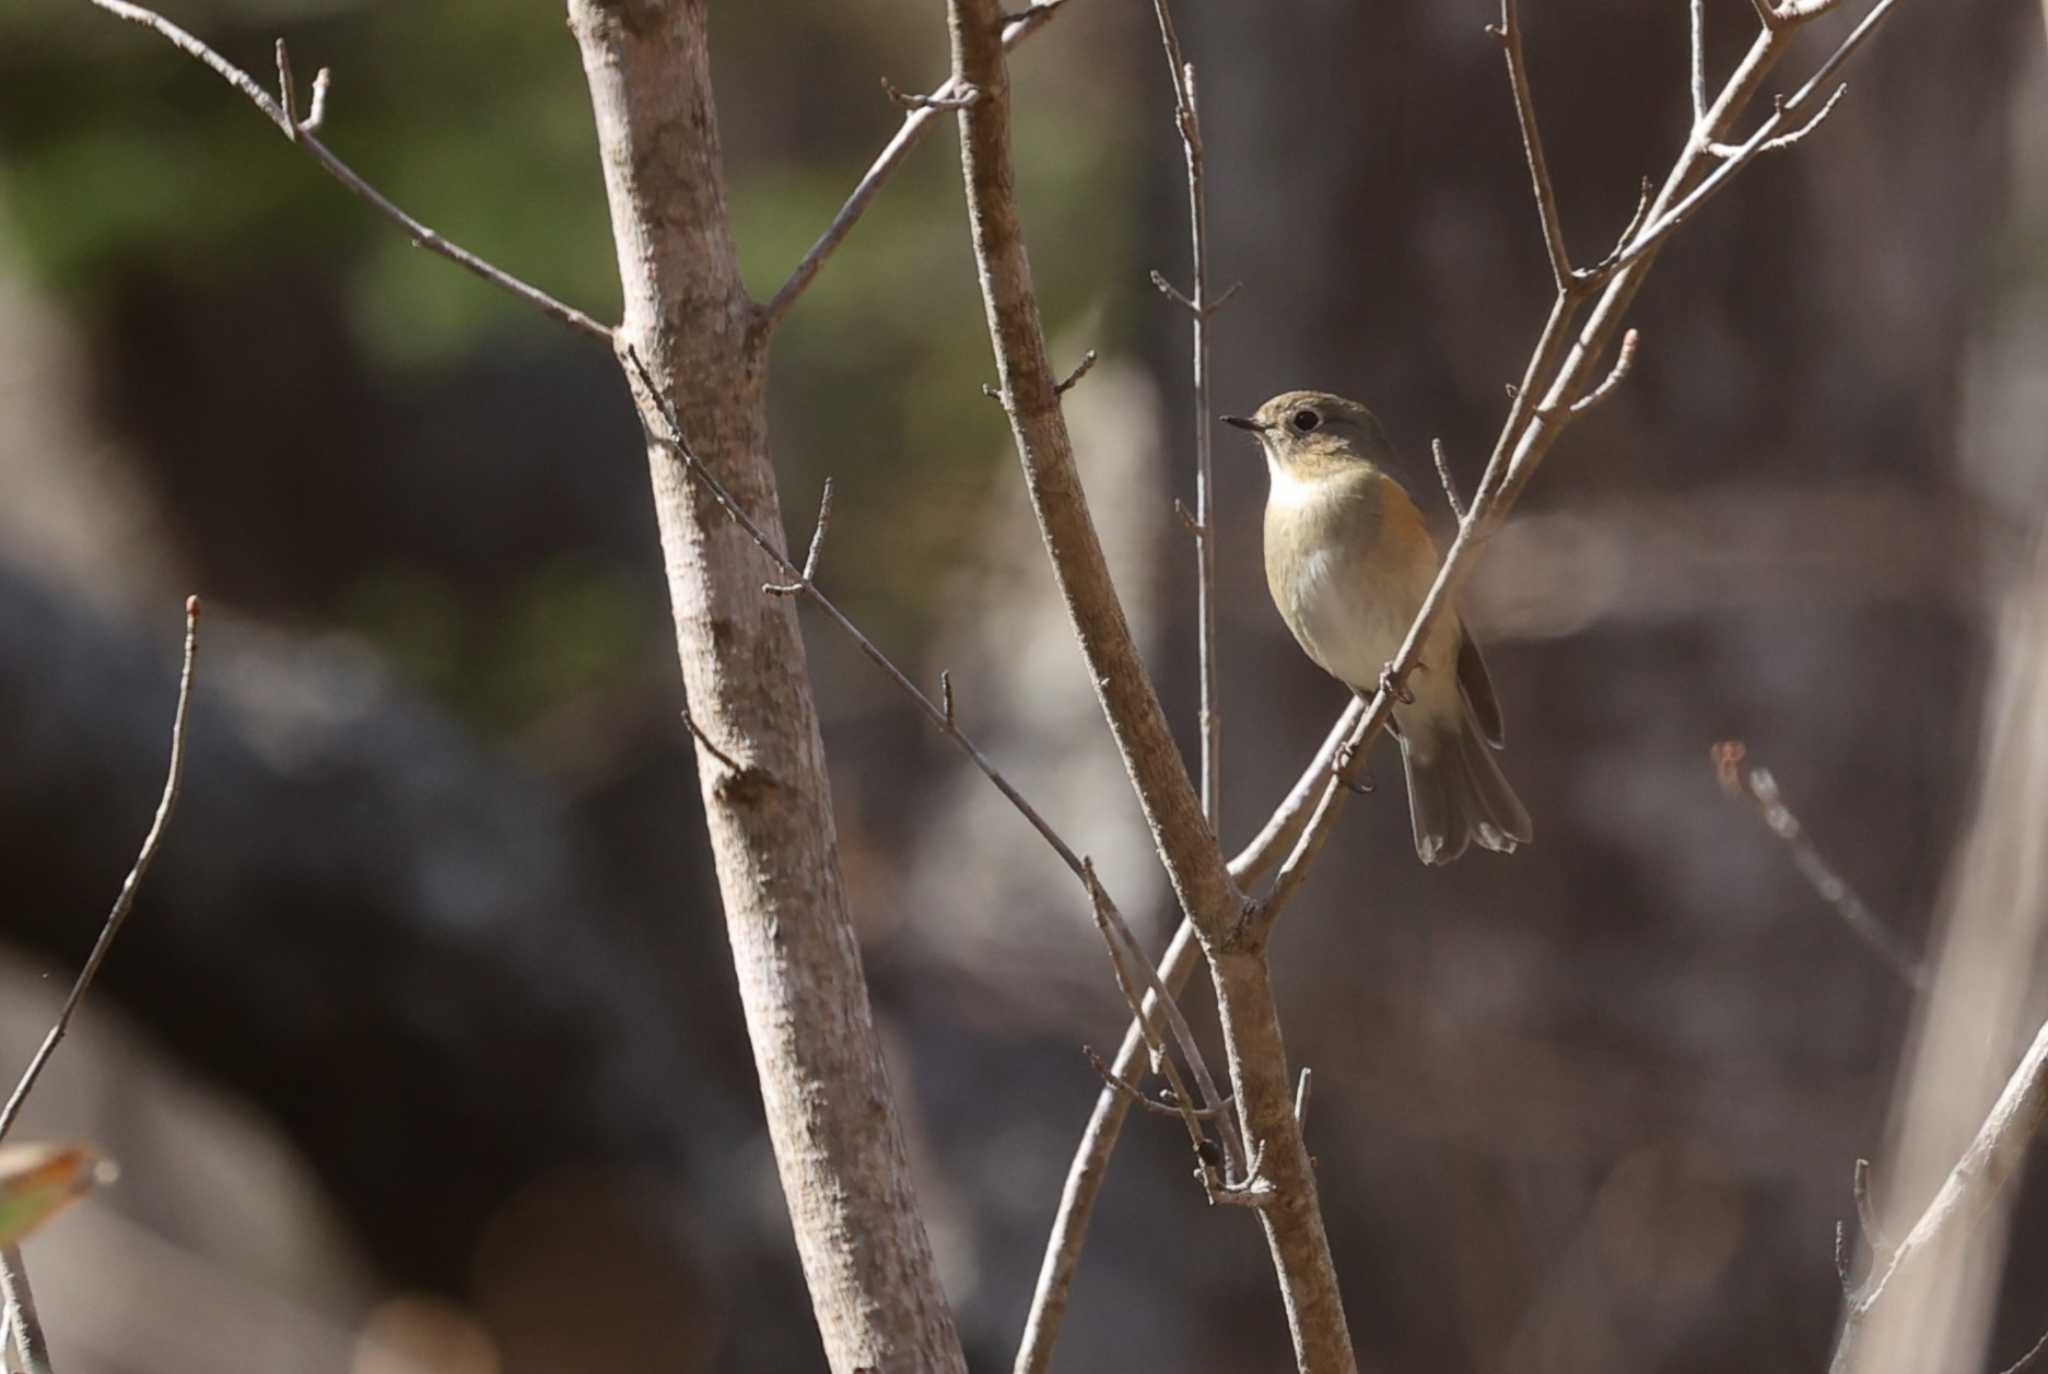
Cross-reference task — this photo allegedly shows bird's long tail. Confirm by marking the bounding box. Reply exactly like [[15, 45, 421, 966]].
[[1398, 704, 1533, 866]]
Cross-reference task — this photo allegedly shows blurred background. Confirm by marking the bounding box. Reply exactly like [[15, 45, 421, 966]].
[[2, 0, 2045, 1370]]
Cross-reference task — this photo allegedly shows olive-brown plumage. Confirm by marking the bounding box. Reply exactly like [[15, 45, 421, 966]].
[[1226, 391, 1530, 864]]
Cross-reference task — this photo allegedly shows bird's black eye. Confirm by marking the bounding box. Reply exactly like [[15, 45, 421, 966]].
[[1290, 408, 1321, 434]]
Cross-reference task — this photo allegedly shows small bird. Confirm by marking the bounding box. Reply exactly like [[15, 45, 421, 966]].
[[1225, 391, 1531, 865]]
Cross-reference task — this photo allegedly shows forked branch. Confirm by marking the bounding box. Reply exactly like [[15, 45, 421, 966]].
[[89, 1, 611, 342]]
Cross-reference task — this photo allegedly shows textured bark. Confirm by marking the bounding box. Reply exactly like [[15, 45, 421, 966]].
[[565, 4, 965, 1370]]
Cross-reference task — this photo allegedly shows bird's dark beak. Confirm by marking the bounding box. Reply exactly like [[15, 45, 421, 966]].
[[1222, 414, 1267, 433]]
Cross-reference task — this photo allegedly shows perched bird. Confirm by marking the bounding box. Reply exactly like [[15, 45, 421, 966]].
[[1225, 391, 1531, 865]]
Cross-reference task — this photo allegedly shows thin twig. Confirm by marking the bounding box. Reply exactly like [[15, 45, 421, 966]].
[[757, 0, 1079, 336], [0, 1248, 49, 1374], [1995, 1327, 2048, 1374], [680, 705, 742, 773], [0, 598, 200, 1145], [274, 38, 297, 132], [1611, 0, 1898, 275], [1084, 1047, 1231, 1121], [1148, 0, 1225, 836], [1563, 327, 1640, 416], [1690, 0, 1709, 128], [1431, 439, 1468, 520], [1711, 740, 1928, 989], [1489, 0, 1576, 290], [1829, 1018, 2048, 1372], [1294, 1066, 1313, 1129], [88, 1, 611, 343], [1055, 350, 1098, 395], [1083, 863, 1240, 1184], [765, 479, 835, 595], [1707, 81, 1850, 157], [302, 65, 330, 133], [622, 349, 1093, 880]]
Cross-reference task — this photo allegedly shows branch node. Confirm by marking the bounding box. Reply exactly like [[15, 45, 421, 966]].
[[980, 382, 1006, 403], [881, 76, 980, 112], [1173, 498, 1206, 538]]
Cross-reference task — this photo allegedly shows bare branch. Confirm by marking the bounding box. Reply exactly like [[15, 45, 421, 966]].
[[758, 0, 1079, 335], [622, 349, 1094, 884], [1830, 1019, 2048, 1371], [1709, 82, 1850, 156], [1147, 0, 1226, 836], [274, 38, 298, 131], [1083, 862, 1240, 1182], [1014, 921, 1205, 1374], [1489, 0, 1576, 290], [1564, 327, 1641, 416], [88, 1, 611, 343], [0, 598, 200, 1145], [1711, 740, 1928, 988], [0, 1248, 50, 1374], [1691, 0, 1709, 127], [1084, 1047, 1231, 1121], [1612, 0, 1899, 274], [765, 479, 835, 595], [1431, 438, 1468, 520]]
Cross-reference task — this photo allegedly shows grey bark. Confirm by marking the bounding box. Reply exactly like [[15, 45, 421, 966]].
[[565, 4, 966, 1370]]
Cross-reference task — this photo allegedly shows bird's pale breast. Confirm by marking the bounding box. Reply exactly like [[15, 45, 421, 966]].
[[1264, 463, 1460, 711]]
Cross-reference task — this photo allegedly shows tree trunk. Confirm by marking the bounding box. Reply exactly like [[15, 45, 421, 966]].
[[565, 4, 965, 1370]]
